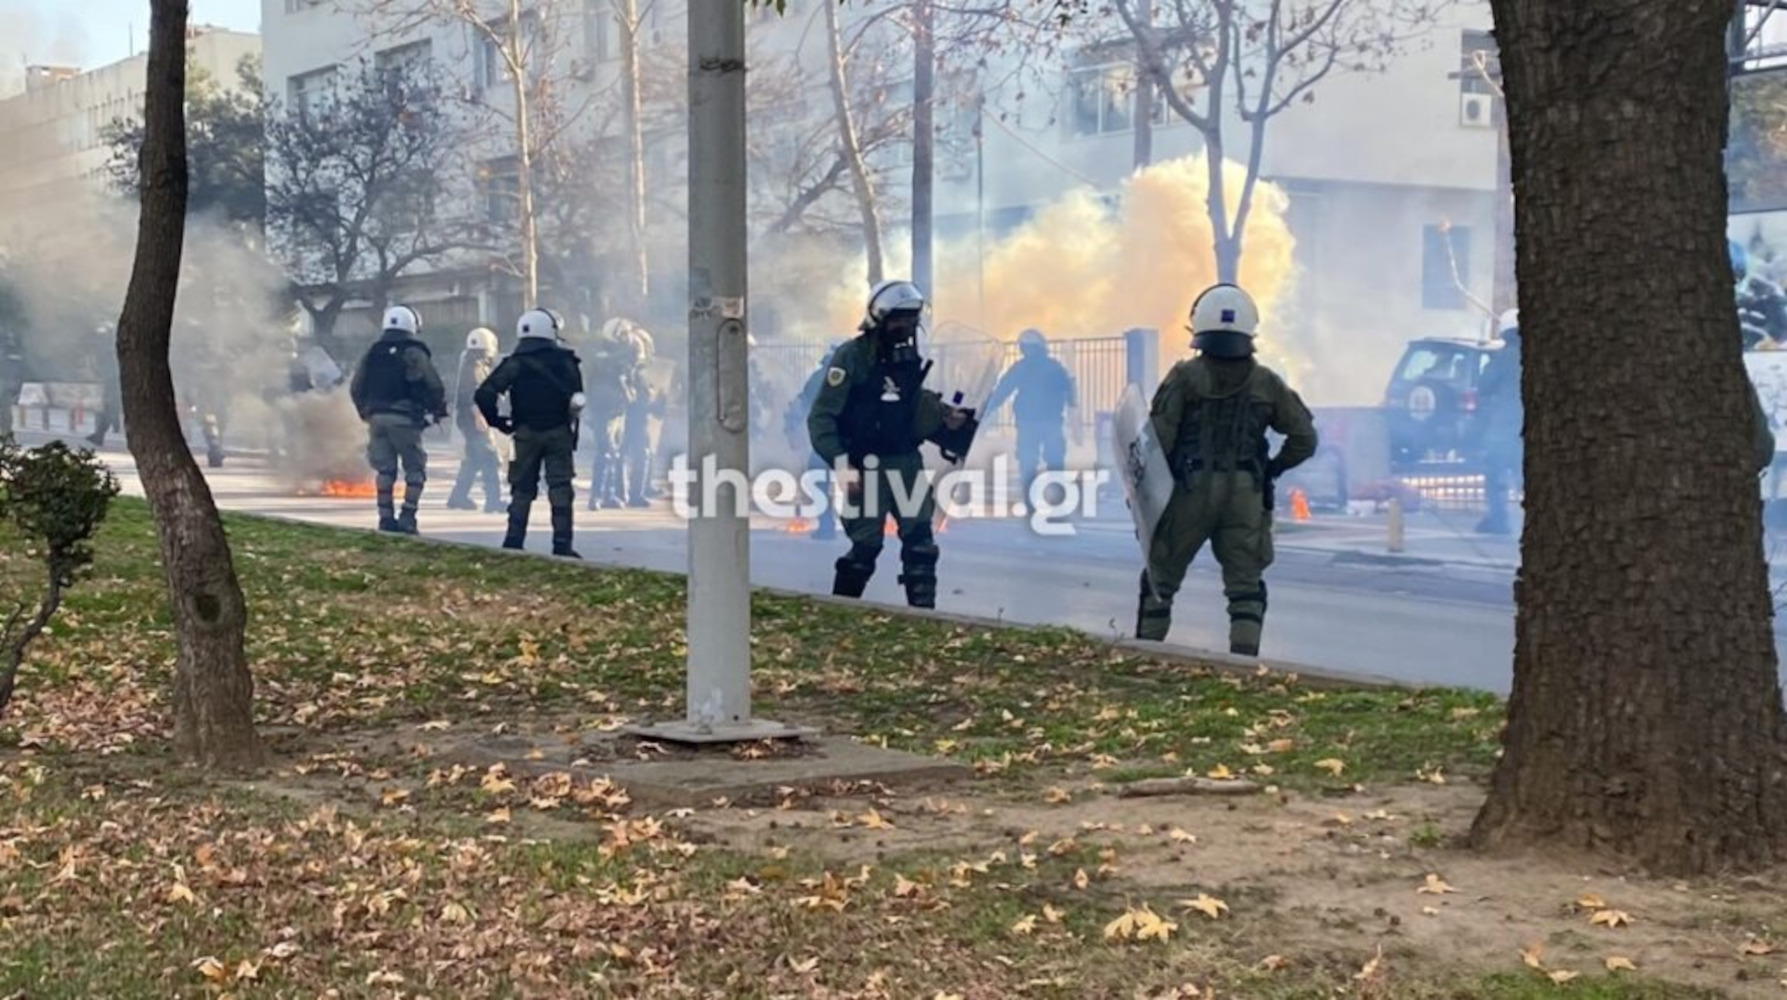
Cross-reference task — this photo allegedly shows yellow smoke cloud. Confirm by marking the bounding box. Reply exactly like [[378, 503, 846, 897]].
[[803, 153, 1301, 381]]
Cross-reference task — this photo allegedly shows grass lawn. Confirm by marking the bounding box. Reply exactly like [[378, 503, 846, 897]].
[[0, 499, 1771, 998]]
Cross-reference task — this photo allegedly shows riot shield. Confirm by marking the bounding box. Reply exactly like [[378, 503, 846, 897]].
[[925, 321, 1006, 464], [302, 346, 343, 391], [1112, 384, 1175, 596]]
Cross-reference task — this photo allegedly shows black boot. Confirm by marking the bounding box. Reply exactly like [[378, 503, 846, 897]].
[[503, 501, 531, 550], [1136, 571, 1173, 641], [396, 509, 419, 535], [832, 555, 873, 598], [377, 494, 400, 533], [898, 573, 936, 609], [550, 506, 580, 559]]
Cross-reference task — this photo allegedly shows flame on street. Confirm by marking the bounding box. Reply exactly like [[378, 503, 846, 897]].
[[317, 479, 377, 499]]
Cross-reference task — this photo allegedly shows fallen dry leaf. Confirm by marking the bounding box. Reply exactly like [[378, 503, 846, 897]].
[[1168, 827, 1197, 844], [1548, 970, 1580, 984], [1206, 764, 1234, 780], [1042, 903, 1065, 924], [1576, 892, 1606, 910], [1589, 909, 1632, 929], [1355, 946, 1383, 981], [1179, 893, 1229, 920], [1741, 938, 1775, 956], [1072, 868, 1090, 890], [193, 957, 228, 984], [1010, 914, 1037, 936], [1604, 956, 1638, 972], [789, 956, 820, 974], [234, 958, 261, 982], [1521, 943, 1545, 969], [166, 882, 197, 905], [1417, 873, 1457, 895], [1044, 787, 1073, 805], [1260, 954, 1287, 972], [1314, 758, 1346, 777], [858, 808, 893, 830], [485, 807, 512, 825]]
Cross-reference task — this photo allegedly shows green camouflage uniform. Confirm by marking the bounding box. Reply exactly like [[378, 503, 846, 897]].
[[806, 334, 952, 607], [1139, 356, 1318, 655]]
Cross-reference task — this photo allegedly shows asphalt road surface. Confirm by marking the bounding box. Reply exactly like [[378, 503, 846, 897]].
[[50, 436, 1787, 694]]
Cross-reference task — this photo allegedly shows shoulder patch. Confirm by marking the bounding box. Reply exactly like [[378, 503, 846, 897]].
[[826, 366, 847, 388]]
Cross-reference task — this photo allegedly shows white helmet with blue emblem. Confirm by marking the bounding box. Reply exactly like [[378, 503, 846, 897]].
[[1189, 284, 1259, 358]]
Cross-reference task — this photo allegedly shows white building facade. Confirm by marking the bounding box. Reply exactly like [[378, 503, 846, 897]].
[[260, 2, 1498, 402], [0, 27, 263, 233]]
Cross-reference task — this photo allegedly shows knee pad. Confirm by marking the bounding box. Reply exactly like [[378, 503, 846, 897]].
[[902, 540, 939, 572], [547, 484, 574, 509]]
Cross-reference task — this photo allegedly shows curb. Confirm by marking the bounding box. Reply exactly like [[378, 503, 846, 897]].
[[234, 510, 1415, 694]]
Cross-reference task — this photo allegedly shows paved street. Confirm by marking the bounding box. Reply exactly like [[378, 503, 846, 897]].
[[50, 436, 1787, 695]]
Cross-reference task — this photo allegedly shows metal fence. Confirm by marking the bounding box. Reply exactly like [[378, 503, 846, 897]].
[[753, 333, 1137, 430]]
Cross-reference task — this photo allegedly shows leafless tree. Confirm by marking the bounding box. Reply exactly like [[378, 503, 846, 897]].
[[1111, 0, 1450, 280]]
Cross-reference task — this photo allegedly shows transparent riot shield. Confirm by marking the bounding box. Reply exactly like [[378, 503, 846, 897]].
[[1112, 384, 1175, 596]]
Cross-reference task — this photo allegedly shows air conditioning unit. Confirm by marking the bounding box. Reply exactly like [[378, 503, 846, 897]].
[[1459, 92, 1494, 129]]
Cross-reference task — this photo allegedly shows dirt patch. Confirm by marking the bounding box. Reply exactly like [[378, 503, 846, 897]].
[[678, 778, 1787, 996]]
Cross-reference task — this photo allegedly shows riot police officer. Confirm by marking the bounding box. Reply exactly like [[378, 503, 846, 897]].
[[448, 327, 505, 513], [807, 280, 974, 608], [350, 305, 448, 534], [985, 328, 1077, 492], [476, 308, 585, 558], [1138, 284, 1318, 657], [584, 319, 635, 510]]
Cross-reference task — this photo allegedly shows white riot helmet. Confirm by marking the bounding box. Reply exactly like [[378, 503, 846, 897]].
[[517, 308, 561, 341], [383, 305, 423, 337], [861, 280, 927, 331], [465, 327, 498, 354], [1189, 284, 1259, 359]]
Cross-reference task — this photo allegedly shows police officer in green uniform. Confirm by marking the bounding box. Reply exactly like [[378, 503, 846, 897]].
[[807, 280, 973, 608], [1138, 284, 1318, 657], [476, 308, 585, 558], [350, 305, 448, 534]]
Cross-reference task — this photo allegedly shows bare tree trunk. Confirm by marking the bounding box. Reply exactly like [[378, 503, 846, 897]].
[[0, 572, 63, 716], [1204, 12, 1236, 283], [1132, 0, 1155, 171], [825, 2, 885, 286], [910, 0, 936, 296], [122, 0, 263, 770], [619, 0, 650, 310], [1470, 0, 1787, 875], [507, 1, 540, 305]]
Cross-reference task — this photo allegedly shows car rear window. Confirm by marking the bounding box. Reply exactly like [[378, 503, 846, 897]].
[[1398, 346, 1484, 384]]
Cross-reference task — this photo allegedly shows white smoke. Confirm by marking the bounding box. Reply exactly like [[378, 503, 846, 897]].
[[0, 1, 91, 99]]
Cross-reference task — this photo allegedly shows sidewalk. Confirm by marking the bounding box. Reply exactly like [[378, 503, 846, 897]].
[[1075, 500, 1523, 570]]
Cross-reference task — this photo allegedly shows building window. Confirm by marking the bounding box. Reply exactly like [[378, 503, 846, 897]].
[[476, 11, 543, 90], [283, 0, 323, 12], [288, 66, 337, 118], [585, 1, 623, 62], [1068, 64, 1167, 137], [1422, 224, 1472, 311], [478, 158, 521, 223], [1460, 30, 1498, 94], [376, 40, 433, 78]]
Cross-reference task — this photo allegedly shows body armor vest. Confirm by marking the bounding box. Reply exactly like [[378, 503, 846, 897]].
[[1175, 367, 1269, 481], [361, 337, 429, 415], [840, 361, 924, 461]]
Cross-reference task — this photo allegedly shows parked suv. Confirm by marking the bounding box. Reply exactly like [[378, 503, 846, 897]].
[[1383, 337, 1503, 468]]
